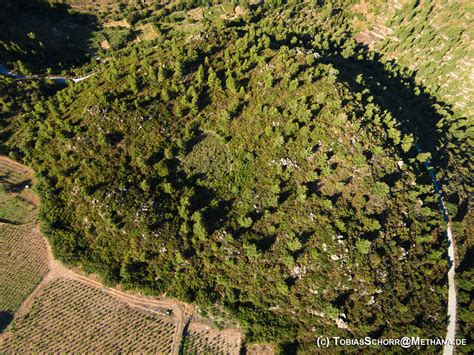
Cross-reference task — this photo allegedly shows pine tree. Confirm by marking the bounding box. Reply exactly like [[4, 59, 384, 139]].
[[226, 70, 238, 93], [196, 64, 205, 86]]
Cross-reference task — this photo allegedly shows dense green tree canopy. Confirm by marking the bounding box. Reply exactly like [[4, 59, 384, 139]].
[[1, 0, 471, 352]]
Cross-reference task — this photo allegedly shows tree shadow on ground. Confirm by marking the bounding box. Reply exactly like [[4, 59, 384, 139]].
[[4, 179, 32, 193], [322, 44, 473, 216], [0, 0, 98, 72], [269, 31, 455, 183], [326, 51, 446, 160], [0, 311, 13, 332]]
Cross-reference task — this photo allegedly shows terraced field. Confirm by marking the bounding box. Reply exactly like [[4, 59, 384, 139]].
[[1, 278, 177, 353], [0, 157, 32, 185], [0, 157, 48, 330], [0, 224, 49, 318]]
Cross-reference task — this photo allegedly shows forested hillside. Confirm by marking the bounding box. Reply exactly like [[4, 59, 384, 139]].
[[1, 0, 472, 352]]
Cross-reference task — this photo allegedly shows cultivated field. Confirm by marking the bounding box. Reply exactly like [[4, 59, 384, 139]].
[[0, 157, 36, 225], [0, 157, 32, 186], [0, 224, 49, 318], [1, 278, 177, 353], [0, 157, 48, 331]]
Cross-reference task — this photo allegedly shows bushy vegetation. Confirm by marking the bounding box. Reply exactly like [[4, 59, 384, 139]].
[[1, 0, 471, 352]]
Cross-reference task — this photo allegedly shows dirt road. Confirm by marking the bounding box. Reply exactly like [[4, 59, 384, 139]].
[[422, 158, 457, 355], [443, 223, 457, 355]]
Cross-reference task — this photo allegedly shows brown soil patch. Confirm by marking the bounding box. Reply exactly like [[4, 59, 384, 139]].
[[103, 19, 130, 28], [187, 8, 204, 21], [99, 39, 111, 50], [246, 344, 276, 355], [183, 321, 243, 354], [235, 6, 246, 16]]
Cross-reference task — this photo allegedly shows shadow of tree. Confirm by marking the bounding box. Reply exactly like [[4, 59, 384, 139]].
[[0, 0, 98, 72], [265, 24, 458, 195], [0, 311, 13, 332], [326, 53, 445, 156], [4, 179, 32, 193]]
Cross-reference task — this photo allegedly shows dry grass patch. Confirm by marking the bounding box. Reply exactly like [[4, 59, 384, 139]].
[[187, 8, 204, 21], [99, 39, 111, 50], [181, 322, 242, 355], [137, 23, 159, 42], [103, 19, 131, 28]]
